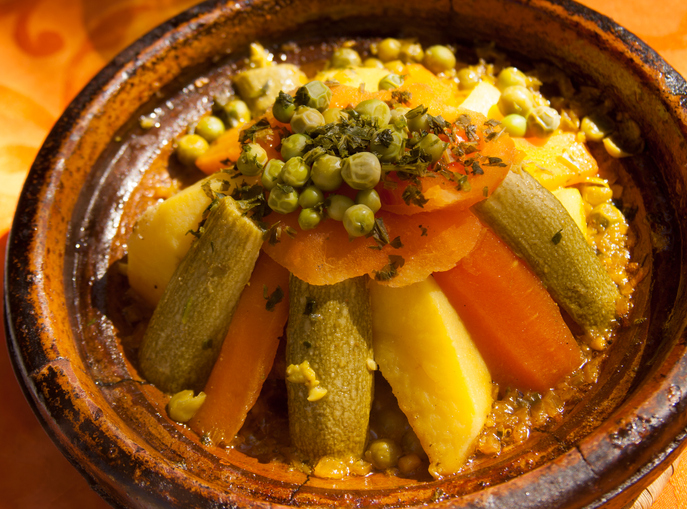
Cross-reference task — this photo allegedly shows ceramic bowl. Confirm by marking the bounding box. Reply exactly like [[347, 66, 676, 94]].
[[5, 0, 687, 507]]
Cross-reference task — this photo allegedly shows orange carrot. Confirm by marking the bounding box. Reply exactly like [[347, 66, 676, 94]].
[[377, 118, 518, 215], [433, 229, 584, 393], [188, 253, 290, 444], [263, 206, 485, 287]]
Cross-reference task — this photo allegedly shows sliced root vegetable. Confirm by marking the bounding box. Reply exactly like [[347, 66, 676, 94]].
[[127, 172, 245, 308], [188, 253, 290, 445], [138, 196, 263, 393], [286, 275, 374, 462], [434, 229, 584, 393], [377, 111, 518, 215], [513, 132, 599, 190], [370, 276, 493, 478], [262, 206, 485, 287], [472, 168, 620, 332]]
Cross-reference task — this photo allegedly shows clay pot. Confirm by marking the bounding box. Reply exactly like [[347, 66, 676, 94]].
[[5, 0, 687, 507]]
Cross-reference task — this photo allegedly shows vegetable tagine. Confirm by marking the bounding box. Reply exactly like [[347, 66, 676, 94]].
[[120, 38, 646, 481]]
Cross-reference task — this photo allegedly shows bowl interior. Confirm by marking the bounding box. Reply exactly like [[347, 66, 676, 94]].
[[6, 0, 687, 508]]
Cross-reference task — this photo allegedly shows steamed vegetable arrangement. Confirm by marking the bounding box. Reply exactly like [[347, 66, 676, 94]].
[[125, 39, 642, 480]]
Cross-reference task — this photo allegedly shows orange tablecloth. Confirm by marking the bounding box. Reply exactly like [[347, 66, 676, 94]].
[[0, 1, 686, 508]]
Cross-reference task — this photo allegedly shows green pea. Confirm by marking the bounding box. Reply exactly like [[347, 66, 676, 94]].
[[355, 99, 391, 126], [272, 91, 296, 123], [311, 154, 344, 191], [175, 134, 209, 167], [355, 188, 382, 213], [365, 438, 402, 470], [457, 67, 480, 90], [496, 66, 528, 90], [221, 98, 251, 128], [236, 142, 268, 176], [405, 105, 430, 133], [326, 194, 354, 221], [364, 57, 385, 69], [261, 159, 284, 190], [370, 128, 406, 162], [416, 133, 447, 164], [295, 80, 332, 112], [298, 208, 322, 230], [343, 204, 376, 237], [298, 185, 325, 209], [280, 156, 310, 187], [195, 115, 225, 143], [377, 38, 401, 62], [526, 106, 561, 137], [323, 107, 347, 125], [378, 73, 404, 90], [268, 185, 299, 214], [330, 47, 362, 68], [501, 113, 528, 137], [342, 152, 382, 190], [422, 45, 456, 74], [498, 85, 534, 116], [281, 133, 311, 160], [290, 106, 325, 134], [399, 41, 424, 63], [401, 429, 427, 459]]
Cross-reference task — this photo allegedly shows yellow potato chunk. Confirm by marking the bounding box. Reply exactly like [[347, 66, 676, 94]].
[[513, 132, 598, 190], [459, 81, 501, 117], [127, 173, 235, 307], [314, 67, 390, 92], [370, 276, 493, 478], [553, 186, 589, 242]]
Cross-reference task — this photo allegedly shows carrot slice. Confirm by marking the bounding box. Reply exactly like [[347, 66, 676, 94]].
[[262, 206, 485, 287], [377, 116, 519, 215], [188, 253, 290, 444], [433, 229, 584, 393]]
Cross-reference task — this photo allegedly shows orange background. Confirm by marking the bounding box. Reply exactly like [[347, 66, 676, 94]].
[[0, 1, 686, 508]]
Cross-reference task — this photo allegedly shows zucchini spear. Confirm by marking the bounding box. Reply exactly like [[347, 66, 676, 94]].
[[472, 168, 620, 332], [286, 275, 375, 462], [138, 196, 263, 393]]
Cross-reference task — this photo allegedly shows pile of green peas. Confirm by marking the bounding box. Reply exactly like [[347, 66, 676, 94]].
[[231, 78, 449, 238], [175, 96, 254, 167]]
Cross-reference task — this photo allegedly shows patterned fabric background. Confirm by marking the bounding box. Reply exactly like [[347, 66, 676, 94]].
[[0, 1, 685, 507]]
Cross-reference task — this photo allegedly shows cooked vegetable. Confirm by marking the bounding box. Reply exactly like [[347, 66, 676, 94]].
[[370, 276, 493, 478], [138, 196, 263, 393], [175, 133, 209, 166], [188, 253, 290, 444], [330, 47, 362, 68], [286, 275, 374, 462], [262, 205, 484, 287], [512, 131, 599, 190], [472, 168, 620, 332], [168, 390, 207, 423], [422, 45, 456, 74], [434, 230, 584, 392], [127, 172, 235, 307], [233, 63, 307, 115], [195, 115, 226, 143]]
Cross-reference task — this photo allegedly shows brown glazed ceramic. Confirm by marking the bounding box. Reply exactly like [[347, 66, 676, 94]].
[[5, 0, 687, 507]]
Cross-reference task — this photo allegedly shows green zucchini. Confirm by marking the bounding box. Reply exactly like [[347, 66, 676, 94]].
[[472, 168, 620, 332], [138, 196, 263, 393], [286, 275, 375, 462]]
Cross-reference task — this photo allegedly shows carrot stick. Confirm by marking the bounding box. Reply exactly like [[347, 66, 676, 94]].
[[188, 252, 290, 444], [433, 228, 584, 393]]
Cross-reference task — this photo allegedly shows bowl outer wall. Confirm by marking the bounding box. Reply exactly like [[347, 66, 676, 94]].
[[4, 0, 687, 508]]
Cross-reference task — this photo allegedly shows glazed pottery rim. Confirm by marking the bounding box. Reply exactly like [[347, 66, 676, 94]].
[[5, 0, 687, 507]]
